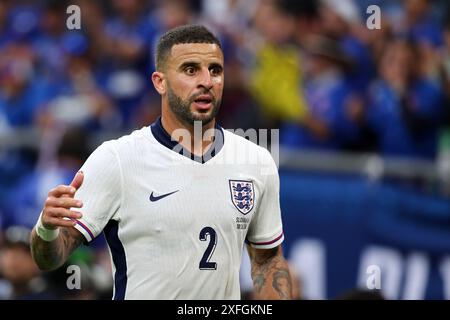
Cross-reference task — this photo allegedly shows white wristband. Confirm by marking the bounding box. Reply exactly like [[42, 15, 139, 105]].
[[35, 212, 60, 242]]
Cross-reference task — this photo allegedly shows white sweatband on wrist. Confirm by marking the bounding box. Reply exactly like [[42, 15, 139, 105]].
[[36, 212, 60, 242]]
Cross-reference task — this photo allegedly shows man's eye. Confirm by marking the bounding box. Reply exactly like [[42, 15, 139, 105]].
[[185, 67, 196, 74], [210, 67, 222, 75]]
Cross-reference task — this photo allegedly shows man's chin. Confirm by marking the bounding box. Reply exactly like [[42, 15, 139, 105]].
[[190, 109, 215, 124], [191, 115, 214, 126]]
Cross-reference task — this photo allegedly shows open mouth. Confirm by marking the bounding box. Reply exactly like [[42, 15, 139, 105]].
[[193, 95, 213, 109]]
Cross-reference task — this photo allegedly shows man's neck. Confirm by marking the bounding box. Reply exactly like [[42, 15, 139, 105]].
[[161, 115, 216, 157]]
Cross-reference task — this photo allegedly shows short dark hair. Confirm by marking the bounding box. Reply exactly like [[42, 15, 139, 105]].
[[155, 25, 222, 71]]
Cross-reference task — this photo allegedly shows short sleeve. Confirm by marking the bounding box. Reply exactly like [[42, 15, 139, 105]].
[[72, 141, 122, 242], [246, 149, 284, 249]]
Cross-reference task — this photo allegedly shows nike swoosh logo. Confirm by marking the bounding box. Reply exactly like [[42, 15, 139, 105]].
[[149, 190, 179, 202]]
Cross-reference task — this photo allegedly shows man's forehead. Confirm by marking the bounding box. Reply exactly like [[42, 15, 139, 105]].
[[169, 43, 223, 64]]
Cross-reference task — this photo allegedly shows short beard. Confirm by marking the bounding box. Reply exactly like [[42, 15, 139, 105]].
[[167, 83, 221, 127]]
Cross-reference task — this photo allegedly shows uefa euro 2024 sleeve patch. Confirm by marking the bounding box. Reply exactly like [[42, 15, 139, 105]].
[[229, 180, 254, 215]]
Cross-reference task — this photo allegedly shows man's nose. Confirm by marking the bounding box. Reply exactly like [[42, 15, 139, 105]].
[[198, 68, 213, 90]]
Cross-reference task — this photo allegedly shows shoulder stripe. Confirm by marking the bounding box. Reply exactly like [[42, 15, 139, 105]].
[[72, 219, 95, 242], [247, 231, 284, 246]]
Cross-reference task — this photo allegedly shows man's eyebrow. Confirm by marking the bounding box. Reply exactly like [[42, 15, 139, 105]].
[[209, 62, 223, 70], [178, 61, 201, 70]]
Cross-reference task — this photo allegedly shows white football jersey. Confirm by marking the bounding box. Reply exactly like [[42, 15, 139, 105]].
[[73, 118, 284, 300]]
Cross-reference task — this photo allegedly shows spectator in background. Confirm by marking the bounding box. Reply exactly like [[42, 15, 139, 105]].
[[94, 0, 158, 128], [249, 0, 309, 128], [367, 38, 445, 159], [389, 0, 444, 82], [400, 0, 443, 49], [0, 43, 51, 203], [103, 0, 154, 67], [0, 226, 54, 299], [319, 0, 376, 94], [6, 0, 41, 44], [32, 0, 72, 86], [282, 0, 321, 48], [1, 127, 90, 229], [281, 36, 365, 151], [36, 32, 120, 132], [0, 44, 50, 128]]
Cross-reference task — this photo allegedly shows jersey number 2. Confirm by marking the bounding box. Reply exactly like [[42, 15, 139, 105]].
[[199, 227, 217, 270]]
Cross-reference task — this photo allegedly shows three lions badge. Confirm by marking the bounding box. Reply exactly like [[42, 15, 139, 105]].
[[229, 180, 254, 215]]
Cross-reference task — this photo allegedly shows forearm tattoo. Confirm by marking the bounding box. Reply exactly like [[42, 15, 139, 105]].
[[30, 228, 83, 271], [249, 247, 292, 300]]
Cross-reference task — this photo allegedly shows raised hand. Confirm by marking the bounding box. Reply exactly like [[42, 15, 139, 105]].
[[41, 171, 84, 229]]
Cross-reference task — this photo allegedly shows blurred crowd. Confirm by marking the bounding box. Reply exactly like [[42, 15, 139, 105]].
[[0, 0, 449, 299]]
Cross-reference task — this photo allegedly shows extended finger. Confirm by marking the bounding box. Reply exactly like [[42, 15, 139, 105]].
[[45, 196, 83, 209], [48, 185, 77, 198], [70, 171, 84, 191]]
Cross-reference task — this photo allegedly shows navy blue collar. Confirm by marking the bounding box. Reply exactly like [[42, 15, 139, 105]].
[[150, 117, 224, 164]]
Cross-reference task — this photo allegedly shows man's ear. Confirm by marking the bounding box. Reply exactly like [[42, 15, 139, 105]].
[[151, 71, 166, 95]]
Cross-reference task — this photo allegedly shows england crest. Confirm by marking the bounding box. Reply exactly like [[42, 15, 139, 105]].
[[229, 180, 254, 215]]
